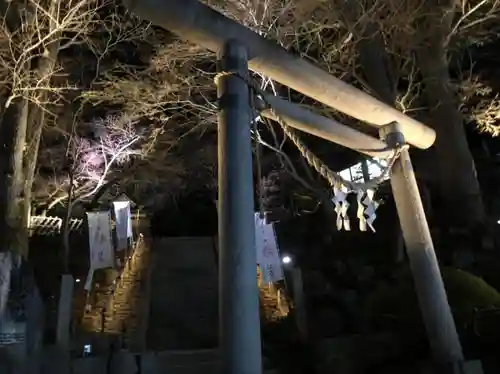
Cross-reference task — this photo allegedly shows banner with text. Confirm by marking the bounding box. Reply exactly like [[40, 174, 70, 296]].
[[112, 201, 133, 251], [255, 214, 284, 283], [85, 211, 114, 290]]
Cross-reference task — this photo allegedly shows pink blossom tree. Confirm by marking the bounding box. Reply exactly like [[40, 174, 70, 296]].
[[46, 114, 141, 213]]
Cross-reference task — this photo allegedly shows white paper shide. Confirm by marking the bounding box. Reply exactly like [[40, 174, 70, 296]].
[[112, 201, 133, 251], [255, 214, 284, 283]]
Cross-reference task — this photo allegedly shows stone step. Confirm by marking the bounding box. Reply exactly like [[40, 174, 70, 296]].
[[142, 349, 273, 368], [145, 349, 220, 365], [142, 364, 279, 374], [69, 351, 278, 374], [145, 365, 278, 374], [141, 350, 276, 374]]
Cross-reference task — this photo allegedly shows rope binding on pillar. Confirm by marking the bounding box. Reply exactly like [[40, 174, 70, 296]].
[[215, 71, 409, 232]]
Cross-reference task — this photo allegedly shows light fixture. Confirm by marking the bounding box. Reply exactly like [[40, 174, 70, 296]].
[[282, 255, 292, 265], [83, 344, 92, 356], [75, 278, 81, 283]]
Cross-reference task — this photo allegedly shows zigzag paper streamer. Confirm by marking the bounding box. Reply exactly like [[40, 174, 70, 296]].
[[363, 189, 379, 232], [332, 183, 351, 231], [356, 190, 367, 232]]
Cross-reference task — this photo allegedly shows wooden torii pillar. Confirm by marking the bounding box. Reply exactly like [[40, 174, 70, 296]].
[[122, 0, 464, 372]]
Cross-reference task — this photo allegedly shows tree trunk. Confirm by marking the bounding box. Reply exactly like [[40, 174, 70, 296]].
[[0, 96, 29, 253], [341, 1, 397, 104], [416, 5, 485, 227], [0, 0, 61, 317], [0, 0, 24, 318], [0, 93, 29, 318], [0, 0, 30, 260], [22, 0, 62, 254], [343, 2, 403, 263], [360, 159, 370, 182]]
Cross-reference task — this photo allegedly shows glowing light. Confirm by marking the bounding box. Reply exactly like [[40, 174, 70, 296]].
[[282, 255, 292, 265], [83, 344, 92, 356], [75, 278, 81, 283]]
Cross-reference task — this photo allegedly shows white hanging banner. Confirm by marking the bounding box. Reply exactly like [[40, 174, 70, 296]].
[[86, 211, 115, 271], [255, 214, 284, 283], [112, 201, 133, 251]]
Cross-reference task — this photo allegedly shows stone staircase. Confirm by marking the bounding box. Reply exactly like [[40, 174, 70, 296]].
[[79, 236, 150, 351], [147, 237, 219, 350], [70, 236, 281, 373], [141, 237, 281, 373], [68, 348, 279, 374], [141, 349, 277, 374]]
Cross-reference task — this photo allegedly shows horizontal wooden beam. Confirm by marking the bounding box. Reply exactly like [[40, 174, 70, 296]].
[[261, 94, 392, 159], [123, 0, 436, 150]]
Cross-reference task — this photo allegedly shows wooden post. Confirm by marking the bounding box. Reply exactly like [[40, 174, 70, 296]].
[[122, 0, 435, 149], [55, 274, 74, 374], [259, 94, 392, 159], [217, 40, 262, 374], [56, 274, 74, 347], [382, 123, 464, 372], [291, 268, 308, 341]]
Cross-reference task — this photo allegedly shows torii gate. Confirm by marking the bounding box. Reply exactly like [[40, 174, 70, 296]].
[[123, 0, 464, 372]]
